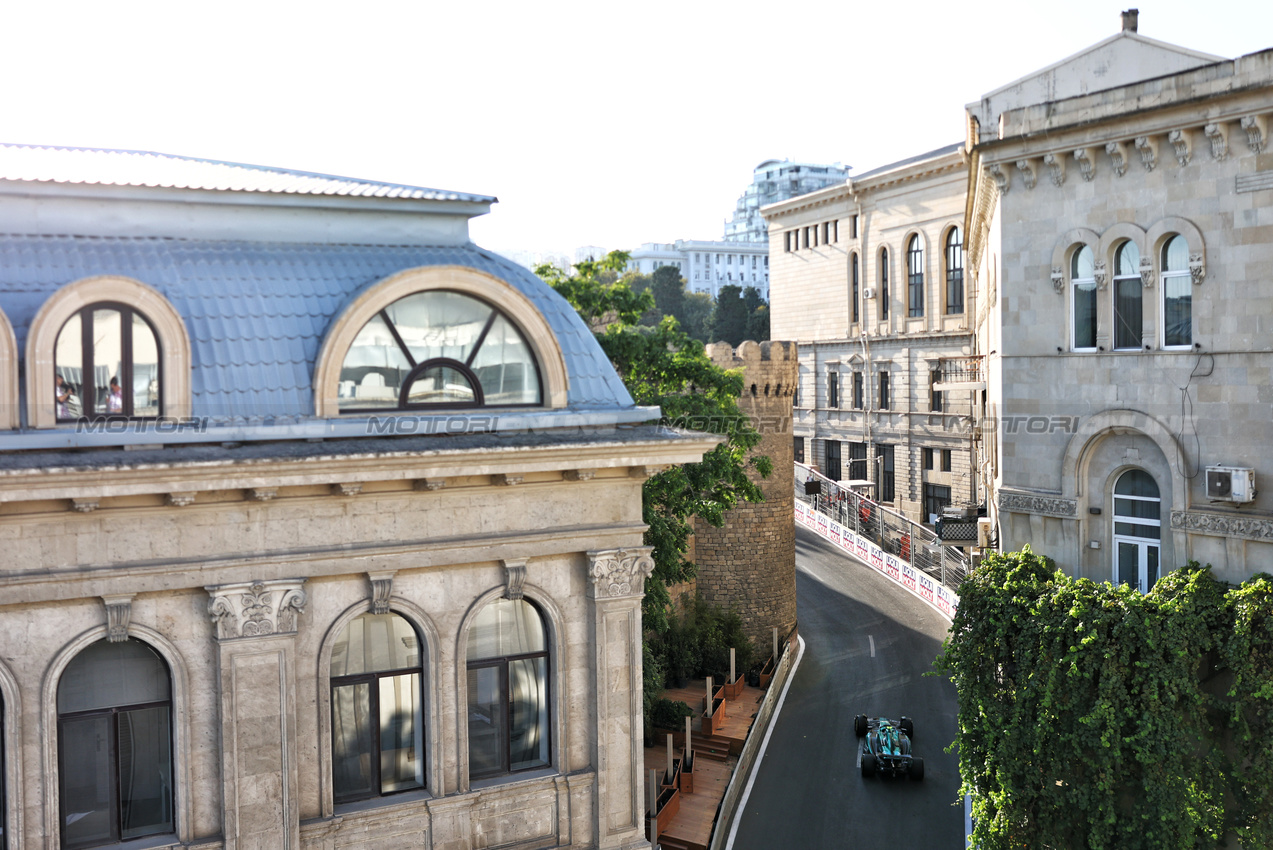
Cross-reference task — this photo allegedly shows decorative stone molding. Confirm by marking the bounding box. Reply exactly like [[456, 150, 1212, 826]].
[[332, 482, 363, 496], [1093, 259, 1108, 290], [998, 491, 1077, 518], [1104, 141, 1128, 177], [629, 465, 668, 479], [1171, 510, 1273, 542], [414, 478, 446, 491], [492, 473, 523, 486], [502, 559, 528, 601], [1134, 135, 1158, 171], [1240, 114, 1267, 154], [249, 488, 278, 502], [206, 579, 307, 640], [988, 163, 1010, 194], [72, 497, 100, 513], [1043, 152, 1066, 186], [102, 594, 135, 643], [1073, 147, 1097, 182], [563, 469, 595, 482], [367, 571, 395, 614], [586, 547, 656, 599], [1139, 256, 1155, 288], [1189, 253, 1206, 285], [167, 491, 196, 507], [1204, 122, 1228, 160], [1051, 267, 1065, 293], [1005, 160, 1032, 191], [1168, 129, 1192, 166]]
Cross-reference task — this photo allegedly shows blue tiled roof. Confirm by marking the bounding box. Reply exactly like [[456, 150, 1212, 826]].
[[0, 236, 633, 419]]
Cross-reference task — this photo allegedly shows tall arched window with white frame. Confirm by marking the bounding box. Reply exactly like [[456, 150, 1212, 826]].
[[851, 253, 860, 325], [1161, 235, 1192, 349], [945, 227, 964, 315], [907, 235, 924, 318], [1113, 469, 1161, 593], [1071, 245, 1098, 351], [1113, 241, 1143, 350], [879, 248, 890, 321]]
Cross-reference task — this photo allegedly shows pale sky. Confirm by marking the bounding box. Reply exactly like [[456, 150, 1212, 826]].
[[4, 1, 1272, 258]]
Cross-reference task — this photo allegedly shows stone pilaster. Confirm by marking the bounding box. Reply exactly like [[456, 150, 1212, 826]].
[[586, 547, 655, 850], [205, 579, 307, 850]]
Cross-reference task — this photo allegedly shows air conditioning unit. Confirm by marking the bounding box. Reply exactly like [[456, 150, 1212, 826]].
[[977, 518, 993, 548], [862, 287, 877, 299], [1206, 466, 1256, 503]]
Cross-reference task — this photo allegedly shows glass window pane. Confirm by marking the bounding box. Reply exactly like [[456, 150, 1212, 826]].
[[132, 314, 160, 417], [1163, 235, 1188, 271], [331, 613, 419, 677], [467, 599, 546, 661], [508, 658, 549, 771], [378, 673, 424, 793], [1115, 497, 1160, 521], [1118, 542, 1139, 586], [61, 715, 114, 846], [470, 315, 540, 405], [385, 292, 492, 365], [467, 666, 505, 777], [405, 364, 476, 406], [1073, 281, 1097, 349], [1148, 546, 1159, 589], [55, 313, 84, 419], [1117, 241, 1140, 277], [118, 706, 173, 838], [340, 313, 412, 410], [1164, 274, 1192, 347], [91, 309, 123, 416], [59, 639, 170, 714], [1114, 277, 1143, 350], [1072, 245, 1094, 279], [332, 682, 374, 800], [1115, 469, 1159, 497], [1115, 521, 1161, 540]]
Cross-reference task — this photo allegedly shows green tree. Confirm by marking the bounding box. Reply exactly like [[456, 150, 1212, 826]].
[[743, 286, 770, 341], [708, 284, 749, 345], [678, 291, 713, 343], [650, 265, 686, 318], [536, 251, 771, 633]]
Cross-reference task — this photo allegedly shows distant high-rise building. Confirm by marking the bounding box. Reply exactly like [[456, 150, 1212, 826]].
[[723, 159, 849, 243]]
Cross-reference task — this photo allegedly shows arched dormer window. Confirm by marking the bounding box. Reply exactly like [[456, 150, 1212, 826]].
[[337, 290, 540, 412], [54, 304, 162, 421], [945, 227, 964, 315], [906, 235, 924, 318], [1071, 245, 1098, 351], [1113, 241, 1143, 350], [1161, 235, 1192, 349]]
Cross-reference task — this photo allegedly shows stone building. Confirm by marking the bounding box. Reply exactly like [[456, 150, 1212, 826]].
[[766, 144, 982, 528], [965, 15, 1273, 586], [691, 341, 798, 651], [0, 144, 719, 850]]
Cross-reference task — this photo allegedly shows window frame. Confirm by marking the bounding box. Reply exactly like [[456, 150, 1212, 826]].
[[54, 301, 164, 423], [924, 483, 952, 524], [878, 444, 895, 503], [1112, 241, 1144, 351], [941, 448, 952, 472], [852, 371, 863, 409], [906, 235, 925, 318], [851, 253, 860, 325], [878, 371, 890, 410], [1070, 245, 1099, 352], [879, 248, 890, 320], [1160, 235, 1192, 350], [945, 226, 964, 315], [826, 371, 839, 409]]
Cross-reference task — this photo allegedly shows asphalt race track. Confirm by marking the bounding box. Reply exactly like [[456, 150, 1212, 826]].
[[729, 525, 963, 849]]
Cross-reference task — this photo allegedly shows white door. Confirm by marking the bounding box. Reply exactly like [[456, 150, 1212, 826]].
[[1113, 469, 1161, 592]]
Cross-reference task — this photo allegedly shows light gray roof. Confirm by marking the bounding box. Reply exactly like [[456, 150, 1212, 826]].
[[0, 236, 634, 420], [0, 143, 494, 203], [851, 143, 965, 181]]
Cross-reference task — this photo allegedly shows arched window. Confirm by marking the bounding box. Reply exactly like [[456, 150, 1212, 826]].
[[466, 598, 550, 779], [338, 291, 541, 411], [906, 235, 924, 318], [57, 639, 173, 848], [851, 253, 860, 325], [945, 227, 964, 315], [1113, 469, 1161, 592], [330, 612, 425, 803], [879, 248, 890, 320], [1113, 241, 1143, 350], [1071, 245, 1098, 351], [1161, 235, 1192, 349], [54, 304, 161, 421]]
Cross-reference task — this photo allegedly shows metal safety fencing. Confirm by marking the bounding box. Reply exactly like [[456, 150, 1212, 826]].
[[794, 462, 970, 593]]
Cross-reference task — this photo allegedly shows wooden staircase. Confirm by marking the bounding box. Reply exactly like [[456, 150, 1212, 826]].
[[693, 732, 732, 762]]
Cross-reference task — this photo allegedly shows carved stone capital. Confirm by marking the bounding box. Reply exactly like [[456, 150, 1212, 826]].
[[563, 469, 595, 482], [1139, 256, 1155, 288], [368, 571, 395, 615], [1134, 135, 1157, 171], [72, 498, 100, 513], [502, 559, 528, 601], [102, 594, 135, 643], [1073, 147, 1097, 182], [1104, 141, 1128, 177], [415, 478, 446, 491], [998, 491, 1077, 518], [1093, 259, 1108, 290], [1043, 152, 1066, 186], [492, 473, 523, 486], [988, 163, 1010, 194], [1172, 510, 1273, 542], [1240, 114, 1267, 154], [1189, 253, 1205, 285], [1051, 267, 1065, 294], [249, 488, 278, 502], [1168, 129, 1192, 166], [206, 579, 307, 640], [586, 547, 655, 600], [1014, 159, 1036, 190], [332, 482, 363, 497], [167, 491, 196, 507], [1204, 122, 1228, 161]]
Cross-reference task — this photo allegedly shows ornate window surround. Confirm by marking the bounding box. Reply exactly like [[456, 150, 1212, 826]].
[[905, 231, 927, 319], [25, 276, 191, 429], [313, 266, 570, 418], [0, 659, 21, 846]]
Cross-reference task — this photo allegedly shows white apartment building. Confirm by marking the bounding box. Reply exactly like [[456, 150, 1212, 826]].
[[724, 159, 850, 243], [627, 240, 770, 299]]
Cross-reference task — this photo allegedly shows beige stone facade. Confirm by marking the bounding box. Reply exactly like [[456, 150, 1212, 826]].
[[966, 37, 1273, 585], [766, 146, 981, 528]]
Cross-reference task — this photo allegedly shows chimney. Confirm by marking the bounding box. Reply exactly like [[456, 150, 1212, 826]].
[[1121, 8, 1139, 33]]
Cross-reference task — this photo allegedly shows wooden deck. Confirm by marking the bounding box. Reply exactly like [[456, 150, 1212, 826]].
[[645, 678, 767, 850]]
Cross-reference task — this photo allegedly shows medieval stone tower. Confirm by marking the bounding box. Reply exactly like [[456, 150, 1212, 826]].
[[693, 339, 798, 654]]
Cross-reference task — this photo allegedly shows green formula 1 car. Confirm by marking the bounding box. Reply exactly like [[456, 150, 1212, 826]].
[[854, 714, 924, 780]]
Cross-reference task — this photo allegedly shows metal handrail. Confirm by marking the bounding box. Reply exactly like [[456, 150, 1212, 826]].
[[795, 462, 969, 591]]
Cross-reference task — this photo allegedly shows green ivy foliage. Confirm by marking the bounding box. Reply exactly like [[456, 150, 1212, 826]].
[[936, 548, 1273, 849]]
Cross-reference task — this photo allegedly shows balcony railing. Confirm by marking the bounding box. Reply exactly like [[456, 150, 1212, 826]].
[[933, 356, 985, 391]]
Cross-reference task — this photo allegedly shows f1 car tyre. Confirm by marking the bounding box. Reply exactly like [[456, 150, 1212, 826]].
[[854, 714, 868, 737], [909, 756, 924, 781], [900, 717, 914, 739], [861, 753, 877, 777]]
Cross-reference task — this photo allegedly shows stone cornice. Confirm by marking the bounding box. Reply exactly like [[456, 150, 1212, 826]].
[[998, 490, 1078, 518], [1171, 510, 1273, 542], [762, 151, 966, 221]]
